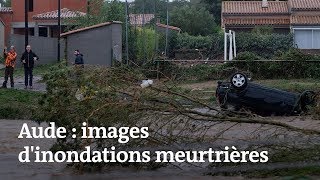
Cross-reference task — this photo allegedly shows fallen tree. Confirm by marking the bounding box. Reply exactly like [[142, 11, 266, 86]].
[[36, 62, 320, 172]]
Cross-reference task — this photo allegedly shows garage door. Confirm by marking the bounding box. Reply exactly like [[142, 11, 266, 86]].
[[294, 29, 320, 49]]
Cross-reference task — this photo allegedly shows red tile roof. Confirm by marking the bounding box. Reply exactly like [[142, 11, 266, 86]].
[[129, 14, 154, 26], [60, 21, 122, 37], [222, 1, 289, 15], [222, 0, 320, 27], [33, 8, 86, 20], [224, 18, 290, 26], [291, 15, 320, 25], [156, 23, 181, 32], [0, 7, 12, 13], [290, 0, 320, 10]]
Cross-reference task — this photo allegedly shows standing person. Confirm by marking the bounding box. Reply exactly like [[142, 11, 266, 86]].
[[21, 45, 39, 89], [74, 49, 84, 67], [2, 46, 17, 88], [73, 50, 84, 86]]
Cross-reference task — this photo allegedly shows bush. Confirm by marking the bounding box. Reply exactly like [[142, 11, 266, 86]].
[[158, 32, 179, 58], [224, 49, 320, 79], [235, 52, 262, 61], [235, 32, 293, 59], [149, 48, 320, 81], [174, 32, 293, 60], [176, 33, 213, 50], [135, 28, 158, 64]]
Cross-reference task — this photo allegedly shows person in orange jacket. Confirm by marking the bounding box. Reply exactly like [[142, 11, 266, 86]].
[[2, 46, 17, 88]]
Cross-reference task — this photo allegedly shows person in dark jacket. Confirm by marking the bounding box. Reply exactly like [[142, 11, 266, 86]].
[[74, 49, 84, 66], [21, 45, 39, 89]]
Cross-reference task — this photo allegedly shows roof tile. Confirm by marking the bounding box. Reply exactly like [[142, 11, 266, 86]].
[[156, 23, 181, 32], [290, 0, 320, 10], [224, 18, 290, 26], [33, 8, 86, 20], [291, 15, 320, 25], [222, 1, 289, 15], [60, 21, 122, 37]]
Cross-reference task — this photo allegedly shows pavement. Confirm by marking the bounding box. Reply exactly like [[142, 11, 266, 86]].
[[0, 75, 46, 92]]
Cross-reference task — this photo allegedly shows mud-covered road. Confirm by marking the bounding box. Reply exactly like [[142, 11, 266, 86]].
[[0, 116, 319, 179]]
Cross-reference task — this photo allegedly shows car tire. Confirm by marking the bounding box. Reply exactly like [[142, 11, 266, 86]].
[[230, 72, 248, 90]]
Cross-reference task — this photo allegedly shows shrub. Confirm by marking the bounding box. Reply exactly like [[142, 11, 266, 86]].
[[173, 32, 293, 60], [135, 28, 158, 64], [251, 26, 274, 35], [235, 32, 293, 59], [176, 33, 213, 50], [235, 52, 262, 61]]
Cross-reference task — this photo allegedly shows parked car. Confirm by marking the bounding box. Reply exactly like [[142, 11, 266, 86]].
[[216, 73, 316, 115]]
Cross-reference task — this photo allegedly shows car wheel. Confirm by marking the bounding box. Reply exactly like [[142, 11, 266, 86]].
[[230, 73, 248, 90], [300, 91, 316, 112]]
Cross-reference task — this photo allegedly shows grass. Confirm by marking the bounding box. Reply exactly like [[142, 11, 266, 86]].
[[257, 79, 320, 93], [268, 145, 320, 163], [0, 64, 55, 119], [246, 166, 320, 178], [176, 78, 320, 105], [209, 145, 320, 178], [0, 88, 41, 119]]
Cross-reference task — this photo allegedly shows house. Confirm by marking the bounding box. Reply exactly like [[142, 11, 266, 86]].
[[129, 14, 155, 27], [221, 0, 320, 49], [61, 21, 122, 67], [0, 7, 13, 49], [32, 8, 86, 37], [129, 14, 181, 33], [290, 0, 320, 49], [221, 0, 290, 33], [0, 0, 88, 48]]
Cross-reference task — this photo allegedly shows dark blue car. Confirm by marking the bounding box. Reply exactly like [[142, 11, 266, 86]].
[[216, 73, 316, 115]]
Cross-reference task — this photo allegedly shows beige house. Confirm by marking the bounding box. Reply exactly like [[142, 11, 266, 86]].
[[222, 0, 320, 49]]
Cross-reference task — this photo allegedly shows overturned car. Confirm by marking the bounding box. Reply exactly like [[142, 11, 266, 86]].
[[216, 73, 316, 115]]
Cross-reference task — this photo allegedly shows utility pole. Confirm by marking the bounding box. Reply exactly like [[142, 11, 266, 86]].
[[165, 0, 169, 58], [24, 0, 28, 48], [153, 0, 157, 62], [57, 0, 61, 62], [125, 0, 129, 65], [142, 0, 146, 63]]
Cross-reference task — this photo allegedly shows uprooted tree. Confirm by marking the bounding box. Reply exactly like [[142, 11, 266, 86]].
[[36, 62, 320, 171]]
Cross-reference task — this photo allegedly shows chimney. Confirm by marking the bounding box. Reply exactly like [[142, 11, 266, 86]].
[[262, 0, 268, 8]]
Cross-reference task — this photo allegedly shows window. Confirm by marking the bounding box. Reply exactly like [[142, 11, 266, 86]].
[[294, 28, 320, 49], [28, 0, 33, 12]]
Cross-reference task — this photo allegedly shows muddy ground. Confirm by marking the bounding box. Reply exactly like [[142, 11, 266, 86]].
[[0, 116, 319, 179], [0, 78, 319, 179]]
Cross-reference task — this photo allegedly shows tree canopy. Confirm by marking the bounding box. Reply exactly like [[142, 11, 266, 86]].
[[170, 5, 217, 36]]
